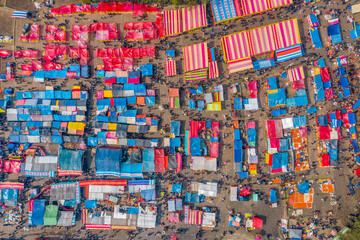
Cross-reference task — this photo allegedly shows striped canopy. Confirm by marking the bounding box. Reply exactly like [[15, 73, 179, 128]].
[[182, 5, 207, 32], [12, 11, 28, 18], [183, 42, 209, 72], [163, 9, 182, 36], [222, 18, 301, 62], [288, 66, 305, 82]]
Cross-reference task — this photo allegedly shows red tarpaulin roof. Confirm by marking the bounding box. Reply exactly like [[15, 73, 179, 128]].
[[0, 50, 11, 58], [321, 154, 330, 166], [239, 188, 251, 196], [318, 126, 330, 140], [154, 148, 165, 172], [253, 217, 263, 229]]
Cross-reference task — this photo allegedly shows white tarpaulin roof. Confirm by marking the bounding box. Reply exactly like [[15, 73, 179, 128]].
[[244, 98, 259, 110], [230, 186, 238, 201], [88, 185, 125, 200], [282, 118, 294, 129], [352, 4, 360, 13], [201, 212, 216, 228], [191, 156, 217, 171], [198, 182, 218, 197], [137, 206, 156, 229]]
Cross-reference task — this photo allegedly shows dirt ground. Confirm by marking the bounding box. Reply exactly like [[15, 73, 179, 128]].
[[0, 0, 359, 239]]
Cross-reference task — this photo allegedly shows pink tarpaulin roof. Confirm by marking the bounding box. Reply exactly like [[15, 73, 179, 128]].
[[0, 50, 11, 58], [183, 42, 208, 72], [124, 22, 154, 30], [95, 47, 155, 58], [103, 58, 133, 71], [14, 50, 37, 58], [249, 80, 258, 98], [266, 120, 283, 138], [182, 5, 207, 32]]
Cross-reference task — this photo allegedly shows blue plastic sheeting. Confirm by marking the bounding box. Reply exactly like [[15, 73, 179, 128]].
[[141, 64, 153, 76], [95, 148, 121, 176], [189, 100, 196, 109], [331, 34, 343, 43], [190, 137, 201, 156], [323, 80, 331, 88], [85, 200, 97, 209], [268, 88, 286, 107], [170, 138, 181, 147], [343, 87, 351, 97], [234, 140, 243, 163], [338, 67, 346, 76], [348, 112, 356, 124], [253, 59, 276, 70], [309, 14, 318, 25], [270, 189, 277, 203], [271, 152, 288, 170], [286, 96, 308, 107], [309, 28, 322, 48], [171, 122, 181, 136], [81, 65, 89, 77], [59, 149, 83, 171], [141, 189, 155, 201], [293, 116, 307, 127], [233, 129, 241, 140], [197, 100, 204, 110], [142, 148, 155, 172], [340, 77, 349, 87], [172, 184, 182, 193], [317, 115, 328, 126], [354, 99, 360, 109], [328, 112, 341, 128], [279, 139, 289, 151], [87, 137, 98, 146], [2, 189, 18, 202], [272, 109, 281, 117], [307, 106, 317, 114], [145, 96, 155, 105], [267, 77, 278, 90], [234, 97, 243, 110], [210, 48, 215, 61], [328, 24, 340, 36], [166, 50, 175, 57], [298, 182, 310, 193], [185, 192, 200, 203], [206, 120, 212, 129], [32, 199, 46, 225]]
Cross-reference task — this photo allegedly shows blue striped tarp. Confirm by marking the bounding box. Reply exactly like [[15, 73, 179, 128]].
[[12, 11, 28, 18]]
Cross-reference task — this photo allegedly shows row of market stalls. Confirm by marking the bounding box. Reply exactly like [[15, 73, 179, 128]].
[[185, 120, 220, 172], [221, 18, 303, 73], [266, 116, 308, 173], [49, 2, 159, 17], [211, 0, 293, 24], [266, 67, 308, 109]]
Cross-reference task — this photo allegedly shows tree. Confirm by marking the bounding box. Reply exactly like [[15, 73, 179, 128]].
[[169, 0, 182, 7], [341, 218, 360, 240]]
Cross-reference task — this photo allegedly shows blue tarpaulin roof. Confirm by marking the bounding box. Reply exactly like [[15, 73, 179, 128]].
[[95, 147, 121, 176], [298, 182, 310, 193], [141, 64, 153, 76], [171, 122, 181, 136], [32, 199, 45, 225], [142, 148, 155, 172], [270, 189, 277, 203]]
